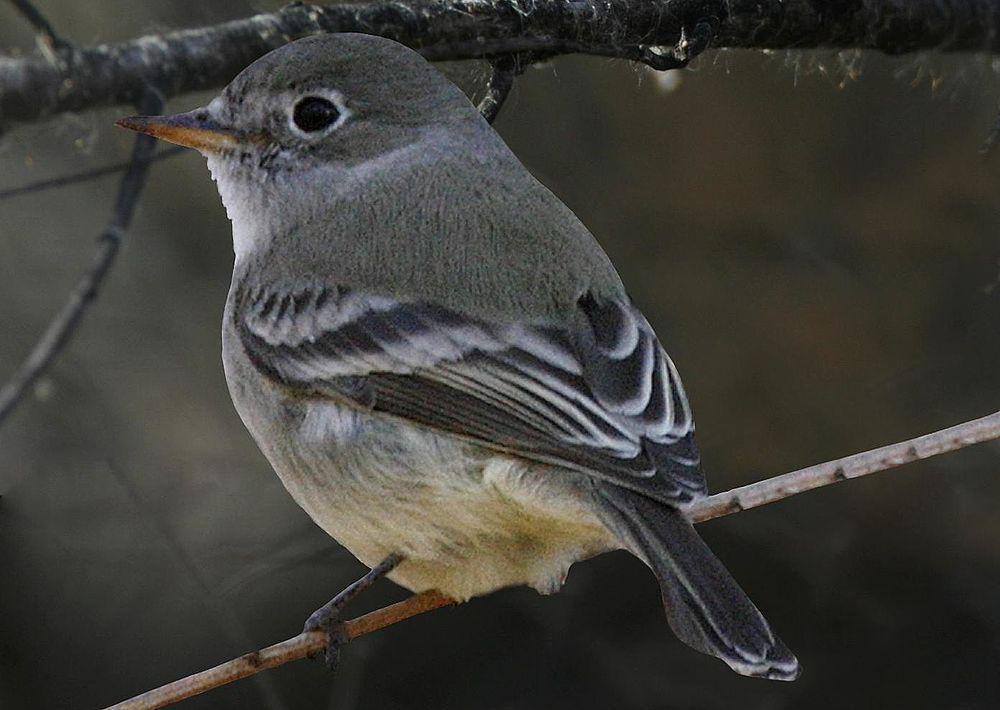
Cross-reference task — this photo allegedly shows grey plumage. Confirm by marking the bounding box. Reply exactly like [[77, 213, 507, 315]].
[[237, 285, 700, 502], [594, 485, 799, 679], [120, 32, 799, 681]]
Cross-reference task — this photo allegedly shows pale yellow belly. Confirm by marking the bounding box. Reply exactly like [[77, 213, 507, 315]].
[[262, 399, 617, 601]]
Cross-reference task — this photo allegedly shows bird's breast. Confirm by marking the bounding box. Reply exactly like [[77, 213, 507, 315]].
[[222, 324, 614, 600]]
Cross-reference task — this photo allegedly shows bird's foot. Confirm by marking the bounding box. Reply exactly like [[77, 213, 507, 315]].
[[302, 552, 404, 671], [303, 603, 348, 671]]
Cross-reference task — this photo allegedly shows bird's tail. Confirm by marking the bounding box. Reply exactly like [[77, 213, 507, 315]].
[[593, 485, 800, 681]]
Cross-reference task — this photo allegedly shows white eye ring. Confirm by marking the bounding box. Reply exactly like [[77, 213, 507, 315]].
[[288, 89, 351, 138]]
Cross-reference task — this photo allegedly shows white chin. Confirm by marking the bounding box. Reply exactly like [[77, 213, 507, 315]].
[[204, 154, 269, 259]]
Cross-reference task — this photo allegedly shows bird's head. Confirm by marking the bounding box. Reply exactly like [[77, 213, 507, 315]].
[[117, 33, 484, 253], [118, 32, 477, 171]]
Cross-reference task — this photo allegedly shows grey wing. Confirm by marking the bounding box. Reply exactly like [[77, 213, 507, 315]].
[[236, 283, 706, 505]]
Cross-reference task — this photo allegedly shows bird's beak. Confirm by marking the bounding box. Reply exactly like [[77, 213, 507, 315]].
[[115, 109, 245, 154]]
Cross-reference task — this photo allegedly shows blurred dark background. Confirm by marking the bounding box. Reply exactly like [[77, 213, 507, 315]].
[[2, 2, 1000, 708]]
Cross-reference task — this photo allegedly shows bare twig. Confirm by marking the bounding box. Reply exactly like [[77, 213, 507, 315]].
[[104, 591, 455, 710], [689, 409, 1000, 522], [477, 56, 517, 124], [590, 16, 718, 70], [103, 409, 1000, 710], [0, 88, 161, 426], [4, 0, 1000, 126], [0, 146, 184, 200], [105, 461, 290, 710], [7, 0, 69, 51]]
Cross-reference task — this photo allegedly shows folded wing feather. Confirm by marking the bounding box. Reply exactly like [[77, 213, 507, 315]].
[[237, 283, 706, 504]]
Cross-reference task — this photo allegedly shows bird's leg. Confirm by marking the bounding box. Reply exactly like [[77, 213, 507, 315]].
[[303, 552, 403, 670]]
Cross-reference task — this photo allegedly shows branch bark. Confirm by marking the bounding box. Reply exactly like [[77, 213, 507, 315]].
[[102, 408, 1000, 710], [3, 0, 1000, 127], [477, 55, 517, 124]]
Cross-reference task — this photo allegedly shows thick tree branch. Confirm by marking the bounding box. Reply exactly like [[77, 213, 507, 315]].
[[3, 0, 1000, 127], [103, 409, 1000, 710]]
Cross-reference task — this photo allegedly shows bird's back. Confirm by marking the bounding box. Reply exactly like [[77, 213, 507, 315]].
[[241, 120, 627, 329]]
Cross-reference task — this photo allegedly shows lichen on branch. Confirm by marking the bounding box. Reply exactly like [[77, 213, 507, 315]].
[[3, 0, 1000, 126]]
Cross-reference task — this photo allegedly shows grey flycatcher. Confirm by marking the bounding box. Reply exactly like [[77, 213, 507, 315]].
[[118, 33, 799, 681]]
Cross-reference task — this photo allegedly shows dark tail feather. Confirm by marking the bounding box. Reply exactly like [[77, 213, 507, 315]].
[[594, 485, 800, 681]]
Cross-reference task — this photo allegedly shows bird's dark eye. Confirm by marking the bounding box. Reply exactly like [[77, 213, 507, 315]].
[[292, 96, 341, 133]]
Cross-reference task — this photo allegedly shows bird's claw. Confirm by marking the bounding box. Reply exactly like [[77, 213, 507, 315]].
[[300, 553, 404, 671], [304, 604, 348, 672]]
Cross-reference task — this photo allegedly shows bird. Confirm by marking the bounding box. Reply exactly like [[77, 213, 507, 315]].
[[117, 32, 799, 681]]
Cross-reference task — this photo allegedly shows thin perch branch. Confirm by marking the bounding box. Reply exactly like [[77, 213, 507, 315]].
[[104, 591, 455, 710], [103, 409, 1000, 710], [0, 88, 162, 426], [689, 409, 1000, 522]]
